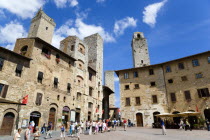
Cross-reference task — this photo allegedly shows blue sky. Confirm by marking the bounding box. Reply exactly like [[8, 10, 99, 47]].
[[0, 0, 210, 107]]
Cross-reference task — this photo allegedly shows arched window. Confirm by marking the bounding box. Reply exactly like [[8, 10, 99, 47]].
[[57, 95, 60, 101], [20, 46, 28, 56], [137, 34, 140, 38], [63, 96, 66, 102], [78, 43, 85, 55]]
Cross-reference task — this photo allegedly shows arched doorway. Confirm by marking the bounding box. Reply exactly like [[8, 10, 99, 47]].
[[0, 112, 15, 135], [136, 113, 143, 127], [204, 109, 210, 121], [153, 112, 160, 128], [48, 108, 56, 129], [30, 111, 41, 130], [172, 111, 180, 129], [62, 106, 70, 128]]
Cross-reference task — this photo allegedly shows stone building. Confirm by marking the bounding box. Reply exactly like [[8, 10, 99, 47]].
[[116, 32, 210, 127], [0, 9, 103, 135]]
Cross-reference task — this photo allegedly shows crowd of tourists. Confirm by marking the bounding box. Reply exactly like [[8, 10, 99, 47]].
[[13, 118, 129, 140]]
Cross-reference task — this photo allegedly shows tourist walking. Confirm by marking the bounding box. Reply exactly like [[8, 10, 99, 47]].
[[114, 119, 117, 131], [179, 119, 184, 129], [160, 119, 166, 135], [41, 123, 46, 134], [70, 122, 75, 137], [185, 119, 192, 131], [24, 126, 31, 140], [98, 121, 103, 133], [205, 119, 210, 131], [14, 128, 22, 140], [45, 122, 53, 139], [60, 124, 65, 140], [80, 121, 84, 134], [123, 119, 127, 131], [33, 127, 40, 140]]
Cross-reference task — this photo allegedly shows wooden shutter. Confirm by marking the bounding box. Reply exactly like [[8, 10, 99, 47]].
[[2, 85, 9, 98], [136, 97, 140, 105], [184, 91, 191, 100], [38, 93, 43, 105], [197, 89, 202, 98], [36, 93, 42, 105], [152, 95, 158, 103], [171, 93, 176, 102], [54, 78, 58, 84]]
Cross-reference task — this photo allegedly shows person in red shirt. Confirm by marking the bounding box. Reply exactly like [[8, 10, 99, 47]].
[[123, 119, 127, 131]]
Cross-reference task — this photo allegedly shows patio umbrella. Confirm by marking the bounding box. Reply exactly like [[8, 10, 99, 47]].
[[155, 113, 176, 117], [177, 111, 200, 117]]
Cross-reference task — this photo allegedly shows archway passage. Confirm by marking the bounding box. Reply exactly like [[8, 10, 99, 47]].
[[153, 112, 160, 128], [0, 112, 15, 135], [62, 106, 70, 128], [204, 109, 210, 121], [172, 111, 180, 129], [30, 111, 41, 132], [136, 113, 143, 127], [48, 108, 56, 129]]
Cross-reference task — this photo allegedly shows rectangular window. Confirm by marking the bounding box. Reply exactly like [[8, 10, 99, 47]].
[[35, 93, 42, 106], [125, 98, 130, 106], [184, 90, 191, 101], [15, 64, 23, 77], [77, 92, 81, 101], [125, 85, 129, 90], [0, 57, 4, 71], [124, 73, 129, 79], [208, 56, 210, 63], [89, 87, 93, 96], [54, 77, 58, 88], [37, 71, 43, 83], [88, 102, 93, 108], [133, 71, 138, 78], [166, 66, 171, 73], [135, 97, 140, 105], [168, 79, 173, 83], [197, 88, 210, 98], [152, 95, 158, 103], [170, 93, 176, 102], [192, 59, 199, 67], [178, 63, 185, 70], [0, 84, 9, 98], [67, 83, 71, 93], [195, 73, 203, 79], [134, 84, 139, 89], [181, 76, 188, 81], [150, 82, 156, 87], [149, 69, 154, 75], [89, 73, 93, 81], [42, 47, 51, 59]]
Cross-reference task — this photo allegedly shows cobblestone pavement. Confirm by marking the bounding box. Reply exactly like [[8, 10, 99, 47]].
[[1, 127, 210, 140]]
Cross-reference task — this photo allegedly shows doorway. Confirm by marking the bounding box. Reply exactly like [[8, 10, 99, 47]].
[[0, 112, 15, 135], [62, 106, 70, 128], [136, 113, 143, 127], [30, 111, 41, 129], [204, 109, 210, 121], [88, 112, 91, 121], [48, 108, 56, 129]]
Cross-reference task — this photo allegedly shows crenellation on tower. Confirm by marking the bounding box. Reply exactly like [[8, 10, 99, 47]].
[[132, 32, 150, 68]]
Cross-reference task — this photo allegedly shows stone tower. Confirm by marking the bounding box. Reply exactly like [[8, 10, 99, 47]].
[[132, 32, 150, 67], [28, 8, 56, 44], [104, 71, 115, 107]]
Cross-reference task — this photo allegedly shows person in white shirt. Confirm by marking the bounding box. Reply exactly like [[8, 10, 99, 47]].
[[14, 128, 22, 140], [71, 123, 75, 137], [80, 121, 84, 134], [102, 121, 106, 132]]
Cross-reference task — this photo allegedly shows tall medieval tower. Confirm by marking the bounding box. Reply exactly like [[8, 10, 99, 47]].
[[132, 32, 150, 67], [28, 8, 56, 44]]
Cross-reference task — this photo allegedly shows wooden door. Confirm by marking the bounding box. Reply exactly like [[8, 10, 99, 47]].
[[0, 112, 15, 135], [136, 113, 143, 127], [48, 108, 56, 129]]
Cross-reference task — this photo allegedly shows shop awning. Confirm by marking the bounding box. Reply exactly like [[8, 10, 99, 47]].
[[0, 98, 26, 105]]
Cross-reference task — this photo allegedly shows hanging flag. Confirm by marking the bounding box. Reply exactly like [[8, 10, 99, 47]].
[[22, 95, 28, 104], [196, 105, 199, 112], [96, 108, 98, 113], [118, 109, 120, 113]]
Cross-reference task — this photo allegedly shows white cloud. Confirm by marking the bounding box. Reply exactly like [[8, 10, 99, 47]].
[[52, 18, 115, 47], [0, 0, 45, 19], [0, 21, 27, 50], [143, 0, 167, 27], [54, 0, 78, 8], [114, 17, 137, 36], [96, 0, 106, 3]]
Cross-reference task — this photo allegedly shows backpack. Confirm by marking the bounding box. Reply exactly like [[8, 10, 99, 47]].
[[114, 120, 116, 124], [123, 120, 127, 124], [61, 127, 65, 132]]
